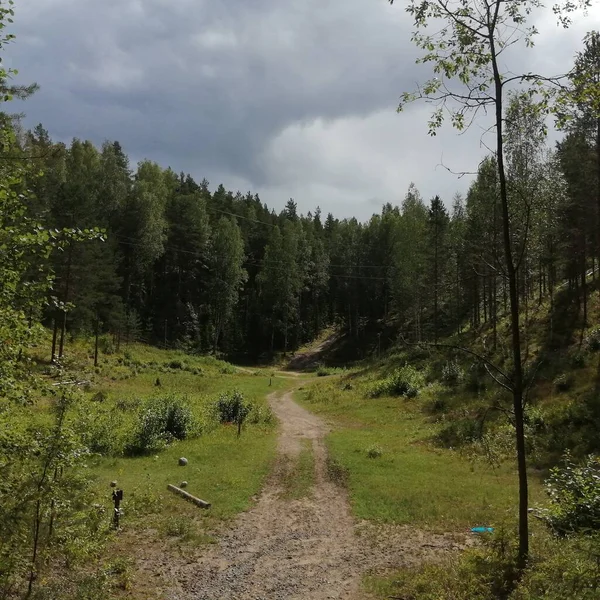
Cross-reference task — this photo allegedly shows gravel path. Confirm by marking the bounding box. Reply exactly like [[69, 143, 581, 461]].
[[165, 389, 466, 599]]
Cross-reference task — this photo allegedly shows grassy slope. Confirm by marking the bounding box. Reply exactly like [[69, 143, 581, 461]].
[[297, 286, 600, 598], [298, 377, 542, 531], [30, 339, 297, 595]]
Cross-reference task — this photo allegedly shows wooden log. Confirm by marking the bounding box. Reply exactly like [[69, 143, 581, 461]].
[[167, 484, 211, 509]]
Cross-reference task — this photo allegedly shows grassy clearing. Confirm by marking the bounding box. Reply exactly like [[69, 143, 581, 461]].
[[298, 377, 543, 531], [25, 338, 300, 596], [278, 439, 315, 500]]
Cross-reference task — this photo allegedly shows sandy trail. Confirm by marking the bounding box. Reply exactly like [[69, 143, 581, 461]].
[[168, 389, 465, 600]]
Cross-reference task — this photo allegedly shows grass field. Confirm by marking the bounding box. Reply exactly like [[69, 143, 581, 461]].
[[28, 339, 300, 595], [297, 376, 543, 532]]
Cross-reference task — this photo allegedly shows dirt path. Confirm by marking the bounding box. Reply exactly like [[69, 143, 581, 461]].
[[167, 389, 466, 600]]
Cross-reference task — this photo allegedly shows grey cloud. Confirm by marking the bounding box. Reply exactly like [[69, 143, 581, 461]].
[[13, 0, 418, 183], [8, 0, 599, 220]]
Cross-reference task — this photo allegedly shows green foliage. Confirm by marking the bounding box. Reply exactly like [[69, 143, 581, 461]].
[[369, 527, 600, 600], [368, 364, 425, 398], [75, 403, 126, 456], [441, 360, 464, 387], [584, 326, 600, 352], [366, 444, 384, 459], [213, 389, 251, 425], [366, 526, 520, 600], [437, 416, 483, 448], [539, 452, 600, 536], [553, 373, 574, 392], [163, 515, 193, 538], [125, 396, 194, 456]]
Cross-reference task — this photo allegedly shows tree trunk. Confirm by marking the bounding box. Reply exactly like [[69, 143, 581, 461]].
[[58, 244, 73, 359], [434, 222, 439, 343], [491, 39, 528, 569], [51, 316, 59, 362], [94, 317, 99, 367]]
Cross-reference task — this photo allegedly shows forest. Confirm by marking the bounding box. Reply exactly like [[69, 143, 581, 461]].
[[3, 0, 600, 597], [10, 61, 600, 362]]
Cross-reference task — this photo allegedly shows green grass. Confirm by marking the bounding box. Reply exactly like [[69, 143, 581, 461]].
[[279, 439, 315, 500], [298, 378, 543, 531], [28, 337, 299, 539], [92, 421, 277, 528]]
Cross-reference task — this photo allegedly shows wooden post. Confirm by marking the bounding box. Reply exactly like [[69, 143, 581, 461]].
[[112, 488, 123, 529]]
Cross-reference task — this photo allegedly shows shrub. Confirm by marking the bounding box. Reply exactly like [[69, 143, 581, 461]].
[[91, 391, 107, 403], [76, 407, 124, 456], [368, 364, 425, 398], [167, 359, 184, 370], [163, 516, 192, 538], [441, 360, 464, 387], [366, 444, 383, 459], [374, 525, 520, 600], [246, 404, 275, 425], [437, 417, 482, 448], [214, 390, 251, 424], [539, 451, 600, 536], [125, 396, 193, 456], [585, 327, 600, 352], [553, 373, 574, 393], [98, 335, 115, 355], [465, 362, 487, 393], [427, 396, 448, 414]]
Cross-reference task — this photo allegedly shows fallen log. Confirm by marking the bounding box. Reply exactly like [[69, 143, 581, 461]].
[[167, 484, 211, 509]]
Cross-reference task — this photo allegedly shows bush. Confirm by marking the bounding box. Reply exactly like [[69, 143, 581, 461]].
[[91, 391, 107, 403], [98, 335, 115, 355], [441, 360, 464, 387], [366, 444, 383, 459], [437, 416, 482, 448], [585, 327, 600, 352], [167, 359, 184, 370], [246, 404, 275, 425], [76, 407, 125, 456], [553, 373, 574, 393], [125, 396, 193, 456], [538, 451, 600, 536], [214, 390, 251, 424], [368, 364, 425, 398], [465, 362, 487, 393]]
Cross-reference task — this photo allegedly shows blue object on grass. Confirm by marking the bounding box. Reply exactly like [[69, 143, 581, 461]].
[[471, 526, 494, 533]]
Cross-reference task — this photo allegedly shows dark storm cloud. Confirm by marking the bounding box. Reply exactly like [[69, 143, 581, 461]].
[[11, 0, 417, 184], [7, 0, 598, 219]]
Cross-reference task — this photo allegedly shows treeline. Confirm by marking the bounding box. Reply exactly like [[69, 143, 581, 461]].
[[9, 32, 600, 358]]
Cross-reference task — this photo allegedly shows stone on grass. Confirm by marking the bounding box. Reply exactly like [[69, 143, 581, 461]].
[[180, 481, 188, 488], [178, 457, 188, 466]]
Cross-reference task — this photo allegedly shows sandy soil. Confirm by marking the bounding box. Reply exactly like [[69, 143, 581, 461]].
[[164, 389, 468, 600]]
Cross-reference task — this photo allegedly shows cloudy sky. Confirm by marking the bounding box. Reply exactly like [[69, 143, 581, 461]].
[[8, 0, 598, 221]]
